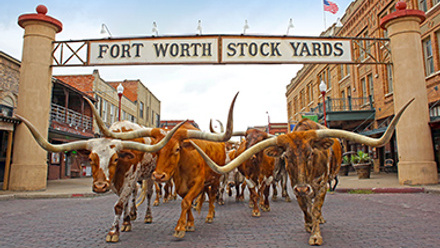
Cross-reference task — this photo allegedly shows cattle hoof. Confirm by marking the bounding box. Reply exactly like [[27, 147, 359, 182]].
[[252, 211, 261, 217], [153, 200, 160, 206], [106, 232, 119, 243], [121, 223, 132, 232], [285, 196, 292, 202], [144, 216, 153, 224], [205, 217, 214, 223], [163, 198, 169, 203], [130, 213, 137, 221], [173, 230, 186, 239], [272, 196, 278, 202], [186, 226, 195, 232], [218, 200, 225, 205], [262, 206, 271, 212], [309, 234, 323, 246]]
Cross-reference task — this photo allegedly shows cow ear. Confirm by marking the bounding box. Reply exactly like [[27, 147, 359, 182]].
[[118, 151, 136, 160], [310, 138, 334, 150], [265, 146, 285, 157]]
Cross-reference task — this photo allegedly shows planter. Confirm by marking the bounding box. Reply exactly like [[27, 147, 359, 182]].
[[339, 164, 350, 176], [353, 163, 371, 179]]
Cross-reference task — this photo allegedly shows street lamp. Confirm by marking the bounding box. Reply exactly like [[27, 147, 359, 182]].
[[117, 83, 124, 121], [266, 111, 270, 134], [319, 80, 328, 127]]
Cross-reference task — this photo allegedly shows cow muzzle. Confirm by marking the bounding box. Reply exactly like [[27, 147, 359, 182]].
[[152, 172, 168, 182], [293, 184, 313, 196], [93, 181, 110, 193]]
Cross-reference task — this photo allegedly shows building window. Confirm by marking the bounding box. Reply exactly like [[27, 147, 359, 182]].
[[102, 100, 108, 122], [418, 0, 427, 12], [386, 64, 393, 94], [368, 74, 374, 102], [423, 38, 434, 76], [140, 101, 144, 119], [146, 106, 150, 122], [307, 82, 313, 104], [122, 111, 126, 121], [361, 78, 367, 104], [300, 89, 305, 109], [110, 104, 115, 123]]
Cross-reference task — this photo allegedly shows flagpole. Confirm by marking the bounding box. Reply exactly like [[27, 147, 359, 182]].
[[322, 1, 327, 29]]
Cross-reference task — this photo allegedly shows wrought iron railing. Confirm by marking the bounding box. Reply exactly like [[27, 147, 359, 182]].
[[311, 96, 374, 114], [50, 103, 92, 131]]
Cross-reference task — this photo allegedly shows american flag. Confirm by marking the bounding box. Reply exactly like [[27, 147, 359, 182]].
[[323, 0, 339, 14]]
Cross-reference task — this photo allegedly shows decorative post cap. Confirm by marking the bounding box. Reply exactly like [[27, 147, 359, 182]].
[[380, 1, 425, 29], [18, 5, 63, 33]]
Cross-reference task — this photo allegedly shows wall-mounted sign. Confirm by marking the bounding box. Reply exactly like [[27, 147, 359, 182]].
[[84, 35, 352, 66]]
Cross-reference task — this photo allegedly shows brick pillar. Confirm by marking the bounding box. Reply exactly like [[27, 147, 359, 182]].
[[380, 2, 438, 185], [9, 5, 62, 190]]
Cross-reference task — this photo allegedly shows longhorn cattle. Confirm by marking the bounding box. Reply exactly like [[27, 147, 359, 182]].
[[293, 118, 342, 193], [15, 113, 182, 243], [189, 98, 413, 246], [100, 92, 239, 239]]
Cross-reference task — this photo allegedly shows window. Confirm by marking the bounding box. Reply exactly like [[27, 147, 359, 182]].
[[361, 78, 367, 104], [418, 0, 428, 12], [307, 82, 313, 104], [340, 64, 345, 78], [110, 104, 115, 123], [300, 89, 305, 109], [368, 74, 374, 102], [346, 65, 350, 75], [102, 100, 108, 122], [146, 106, 150, 122], [327, 68, 331, 89], [347, 86, 351, 98], [386, 64, 393, 94], [140, 101, 144, 119], [423, 38, 434, 76], [122, 111, 126, 121]]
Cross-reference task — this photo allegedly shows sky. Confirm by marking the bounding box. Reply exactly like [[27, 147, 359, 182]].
[[0, 0, 353, 132]]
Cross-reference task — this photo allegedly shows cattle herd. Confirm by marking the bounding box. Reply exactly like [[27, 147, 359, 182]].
[[16, 92, 414, 246]]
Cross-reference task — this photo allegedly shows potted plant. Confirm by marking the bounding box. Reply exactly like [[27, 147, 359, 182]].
[[339, 155, 350, 176], [351, 150, 372, 179]]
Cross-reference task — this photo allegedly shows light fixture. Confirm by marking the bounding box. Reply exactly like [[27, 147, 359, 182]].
[[286, 18, 294, 35], [117, 83, 124, 121], [319, 80, 328, 127], [100, 23, 112, 38], [152, 21, 158, 36], [335, 18, 343, 28], [242, 20, 249, 35], [197, 20, 202, 35]]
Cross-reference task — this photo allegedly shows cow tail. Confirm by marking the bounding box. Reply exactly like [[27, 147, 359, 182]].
[[136, 180, 148, 208]]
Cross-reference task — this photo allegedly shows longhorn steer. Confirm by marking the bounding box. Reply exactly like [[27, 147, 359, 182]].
[[15, 113, 181, 243], [101, 92, 239, 239], [189, 98, 413, 246]]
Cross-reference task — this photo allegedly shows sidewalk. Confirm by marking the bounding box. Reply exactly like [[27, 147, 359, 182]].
[[1, 172, 440, 200]]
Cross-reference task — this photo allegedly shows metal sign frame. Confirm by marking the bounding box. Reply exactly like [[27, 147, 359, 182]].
[[52, 35, 391, 67]]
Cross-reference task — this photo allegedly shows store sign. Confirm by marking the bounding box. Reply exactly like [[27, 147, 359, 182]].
[[89, 36, 352, 65]]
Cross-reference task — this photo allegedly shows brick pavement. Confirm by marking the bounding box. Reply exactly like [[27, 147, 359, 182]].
[[1, 183, 440, 247]]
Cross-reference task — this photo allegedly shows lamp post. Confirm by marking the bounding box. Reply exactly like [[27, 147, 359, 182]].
[[117, 83, 124, 121], [319, 80, 328, 127], [266, 111, 270, 134]]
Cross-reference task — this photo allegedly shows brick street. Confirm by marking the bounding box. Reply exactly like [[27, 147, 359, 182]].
[[1, 190, 439, 248]]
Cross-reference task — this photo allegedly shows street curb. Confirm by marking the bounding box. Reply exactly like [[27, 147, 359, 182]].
[[335, 187, 426, 194], [0, 192, 108, 201]]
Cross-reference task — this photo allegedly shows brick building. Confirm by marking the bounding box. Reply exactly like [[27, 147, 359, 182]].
[[286, 0, 440, 172]]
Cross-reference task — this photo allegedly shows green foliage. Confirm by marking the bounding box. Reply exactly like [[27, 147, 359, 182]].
[[342, 155, 350, 165], [351, 150, 371, 164]]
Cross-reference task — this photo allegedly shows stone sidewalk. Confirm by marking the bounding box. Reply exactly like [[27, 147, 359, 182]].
[[1, 171, 439, 200]]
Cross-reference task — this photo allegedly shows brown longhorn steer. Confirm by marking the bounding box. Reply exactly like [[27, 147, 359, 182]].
[[189, 98, 413, 246], [98, 92, 239, 239], [15, 114, 182, 243]]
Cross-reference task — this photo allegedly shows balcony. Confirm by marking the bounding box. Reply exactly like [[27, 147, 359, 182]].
[[310, 96, 376, 122], [49, 103, 93, 136]]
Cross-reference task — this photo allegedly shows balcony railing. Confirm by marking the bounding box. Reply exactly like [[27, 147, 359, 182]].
[[311, 96, 374, 113], [50, 103, 92, 131]]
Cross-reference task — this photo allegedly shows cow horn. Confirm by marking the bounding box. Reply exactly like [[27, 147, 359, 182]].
[[209, 119, 224, 133], [84, 97, 157, 139], [186, 92, 239, 142], [120, 121, 185, 152], [315, 98, 414, 147], [189, 137, 277, 174], [15, 114, 89, 152]]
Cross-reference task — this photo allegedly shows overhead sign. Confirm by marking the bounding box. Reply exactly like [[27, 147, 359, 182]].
[[87, 35, 352, 65]]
